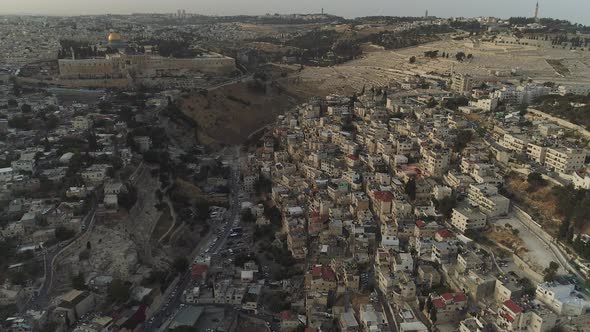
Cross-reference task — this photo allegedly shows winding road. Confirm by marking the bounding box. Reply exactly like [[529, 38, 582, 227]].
[[143, 147, 242, 331]]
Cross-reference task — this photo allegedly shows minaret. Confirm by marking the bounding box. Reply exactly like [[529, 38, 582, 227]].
[[534, 2, 539, 20], [425, 10, 429, 19]]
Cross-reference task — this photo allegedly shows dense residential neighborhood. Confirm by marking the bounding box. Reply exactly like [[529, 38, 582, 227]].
[[2, 5, 590, 332]]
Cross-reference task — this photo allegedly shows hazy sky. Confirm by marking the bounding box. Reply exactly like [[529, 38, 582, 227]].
[[2, 0, 590, 25]]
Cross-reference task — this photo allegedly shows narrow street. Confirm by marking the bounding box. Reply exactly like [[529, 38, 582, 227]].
[[24, 192, 99, 311], [143, 146, 242, 331]]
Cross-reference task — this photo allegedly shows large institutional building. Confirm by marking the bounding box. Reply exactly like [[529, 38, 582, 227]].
[[58, 33, 236, 80]]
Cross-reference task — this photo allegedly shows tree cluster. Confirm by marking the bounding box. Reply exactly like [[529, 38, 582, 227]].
[[553, 185, 590, 241]]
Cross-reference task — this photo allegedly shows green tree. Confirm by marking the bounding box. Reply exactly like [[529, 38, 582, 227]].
[[45, 114, 59, 130], [172, 256, 189, 274], [21, 104, 32, 113], [527, 172, 546, 187], [10, 271, 28, 286], [255, 177, 272, 195], [241, 209, 256, 223], [108, 279, 131, 303], [409, 56, 417, 64], [453, 129, 474, 152], [429, 306, 437, 323], [435, 195, 457, 218], [171, 327, 195, 332], [543, 261, 559, 282], [55, 226, 75, 242], [118, 185, 137, 210], [404, 178, 417, 201], [71, 272, 86, 290], [8, 115, 31, 130]]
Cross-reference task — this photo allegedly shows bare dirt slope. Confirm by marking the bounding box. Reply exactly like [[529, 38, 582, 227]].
[[178, 81, 302, 147]]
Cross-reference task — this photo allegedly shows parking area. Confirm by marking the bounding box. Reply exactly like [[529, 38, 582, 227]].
[[495, 213, 565, 274], [195, 307, 226, 332]]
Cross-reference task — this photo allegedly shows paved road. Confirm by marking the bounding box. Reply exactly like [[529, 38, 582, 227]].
[[143, 147, 242, 331], [25, 162, 142, 311], [376, 283, 398, 332], [512, 206, 583, 279], [25, 195, 98, 311], [206, 74, 253, 92]]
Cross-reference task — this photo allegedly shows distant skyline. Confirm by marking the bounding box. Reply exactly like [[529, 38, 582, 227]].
[[2, 0, 590, 25]]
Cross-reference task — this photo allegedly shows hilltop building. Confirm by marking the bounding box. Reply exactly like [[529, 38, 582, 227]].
[[58, 32, 235, 80]]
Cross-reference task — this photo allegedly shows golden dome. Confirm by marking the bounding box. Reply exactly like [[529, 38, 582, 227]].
[[108, 32, 122, 42]]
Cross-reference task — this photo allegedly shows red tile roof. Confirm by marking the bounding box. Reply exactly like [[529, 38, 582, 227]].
[[191, 264, 208, 278], [503, 299, 523, 314], [432, 298, 446, 309], [502, 312, 515, 322], [433, 292, 466, 309], [416, 220, 426, 228], [436, 229, 454, 238], [310, 265, 336, 281], [281, 310, 294, 320], [347, 155, 359, 161], [311, 266, 321, 277], [453, 293, 467, 302], [373, 191, 394, 202]]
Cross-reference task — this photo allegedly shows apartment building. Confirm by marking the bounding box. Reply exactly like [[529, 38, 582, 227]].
[[558, 84, 590, 96], [491, 84, 551, 104], [427, 292, 467, 323], [423, 149, 450, 177], [501, 133, 529, 154], [467, 184, 510, 217], [535, 282, 590, 316], [308, 265, 337, 293], [497, 299, 558, 332], [452, 74, 473, 93], [544, 147, 586, 174], [451, 206, 487, 233], [527, 142, 547, 164], [469, 97, 498, 111], [359, 304, 387, 332], [459, 317, 485, 332], [572, 170, 590, 190]]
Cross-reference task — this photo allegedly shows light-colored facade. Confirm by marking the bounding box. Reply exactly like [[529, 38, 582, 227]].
[[81, 164, 110, 184], [527, 143, 547, 164], [452, 74, 473, 93], [423, 149, 450, 177], [467, 184, 510, 217], [491, 84, 551, 104], [451, 207, 487, 233], [469, 97, 498, 111], [59, 53, 235, 79], [359, 304, 387, 332], [572, 170, 590, 190], [558, 84, 590, 96], [535, 282, 590, 316], [459, 317, 485, 332], [0, 167, 15, 182], [501, 133, 529, 154], [544, 147, 586, 174]]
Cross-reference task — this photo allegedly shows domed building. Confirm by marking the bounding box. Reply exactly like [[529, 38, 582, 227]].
[[107, 32, 125, 50], [57, 31, 236, 85]]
